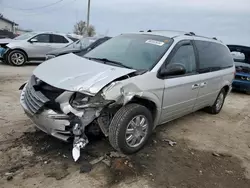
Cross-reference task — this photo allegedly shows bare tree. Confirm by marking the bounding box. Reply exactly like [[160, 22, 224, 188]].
[[73, 20, 96, 37], [86, 25, 96, 37]]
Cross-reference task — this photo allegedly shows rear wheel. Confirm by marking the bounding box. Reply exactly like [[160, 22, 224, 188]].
[[206, 88, 226, 114], [7, 50, 27, 66], [109, 103, 153, 154]]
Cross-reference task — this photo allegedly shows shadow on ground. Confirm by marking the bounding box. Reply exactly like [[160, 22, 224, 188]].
[[1, 126, 249, 188]]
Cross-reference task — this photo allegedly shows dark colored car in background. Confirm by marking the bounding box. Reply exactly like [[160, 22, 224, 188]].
[[46, 36, 111, 60], [228, 45, 250, 94]]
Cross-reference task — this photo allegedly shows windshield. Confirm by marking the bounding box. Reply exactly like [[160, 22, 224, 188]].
[[84, 34, 173, 70], [14, 32, 38, 40], [66, 37, 97, 49]]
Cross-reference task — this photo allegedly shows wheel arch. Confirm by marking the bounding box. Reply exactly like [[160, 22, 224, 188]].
[[222, 84, 230, 95], [8, 48, 28, 59], [127, 95, 161, 128]]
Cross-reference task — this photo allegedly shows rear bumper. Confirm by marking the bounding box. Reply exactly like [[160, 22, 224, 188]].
[[232, 80, 250, 92]]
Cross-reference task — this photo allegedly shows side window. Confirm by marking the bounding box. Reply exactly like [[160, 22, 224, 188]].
[[51, 34, 69, 43], [195, 41, 234, 73], [167, 44, 196, 74], [33, 34, 50, 43]]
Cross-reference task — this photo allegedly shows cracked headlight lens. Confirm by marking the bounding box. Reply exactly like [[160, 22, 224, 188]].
[[71, 93, 114, 109], [71, 93, 90, 106]]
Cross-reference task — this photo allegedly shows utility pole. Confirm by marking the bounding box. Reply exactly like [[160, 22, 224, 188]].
[[86, 0, 91, 30]]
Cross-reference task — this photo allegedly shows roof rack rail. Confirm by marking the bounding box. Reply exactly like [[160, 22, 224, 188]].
[[147, 30, 152, 32], [139, 30, 144, 32], [212, 37, 217, 40], [185, 32, 196, 36]]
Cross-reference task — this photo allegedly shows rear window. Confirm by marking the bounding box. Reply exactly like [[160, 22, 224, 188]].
[[195, 40, 234, 73], [51, 34, 69, 43]]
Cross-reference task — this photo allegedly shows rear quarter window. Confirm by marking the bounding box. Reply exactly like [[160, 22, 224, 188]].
[[195, 40, 234, 73]]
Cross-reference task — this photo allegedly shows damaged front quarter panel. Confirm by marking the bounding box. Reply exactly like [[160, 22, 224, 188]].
[[100, 72, 164, 128]]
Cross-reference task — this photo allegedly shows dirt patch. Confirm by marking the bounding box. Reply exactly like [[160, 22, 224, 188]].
[[44, 161, 70, 180], [131, 133, 250, 188], [0, 124, 250, 188]]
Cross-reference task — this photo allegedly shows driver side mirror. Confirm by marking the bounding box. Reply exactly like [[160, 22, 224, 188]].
[[29, 38, 38, 43], [159, 64, 186, 77]]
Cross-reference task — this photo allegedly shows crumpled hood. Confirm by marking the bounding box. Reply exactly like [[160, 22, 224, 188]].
[[33, 53, 136, 95]]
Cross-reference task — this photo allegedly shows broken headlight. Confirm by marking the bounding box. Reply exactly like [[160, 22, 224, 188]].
[[70, 92, 114, 109]]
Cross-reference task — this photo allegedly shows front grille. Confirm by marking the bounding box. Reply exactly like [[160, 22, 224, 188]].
[[24, 81, 50, 114], [34, 82, 64, 101], [23, 76, 66, 114]]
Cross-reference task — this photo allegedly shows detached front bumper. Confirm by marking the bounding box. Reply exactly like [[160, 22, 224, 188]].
[[20, 82, 73, 142]]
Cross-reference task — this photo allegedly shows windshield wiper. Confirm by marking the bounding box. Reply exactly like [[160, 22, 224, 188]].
[[86, 57, 133, 69]]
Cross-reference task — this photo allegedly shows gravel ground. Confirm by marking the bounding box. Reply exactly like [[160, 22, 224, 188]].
[[0, 62, 250, 188]]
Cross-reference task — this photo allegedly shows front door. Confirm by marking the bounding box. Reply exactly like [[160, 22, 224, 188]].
[[159, 41, 200, 124], [27, 34, 53, 59]]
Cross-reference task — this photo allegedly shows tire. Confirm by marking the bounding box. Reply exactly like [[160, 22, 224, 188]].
[[7, 50, 27, 66], [206, 88, 226, 114], [109, 103, 153, 154]]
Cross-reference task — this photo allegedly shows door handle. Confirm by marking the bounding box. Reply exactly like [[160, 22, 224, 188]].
[[200, 82, 207, 88], [192, 84, 200, 90]]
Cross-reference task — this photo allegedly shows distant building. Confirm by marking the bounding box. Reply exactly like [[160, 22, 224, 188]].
[[16, 28, 33, 35], [0, 14, 18, 33]]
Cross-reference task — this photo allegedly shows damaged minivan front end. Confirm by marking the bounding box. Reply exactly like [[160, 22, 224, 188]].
[[20, 53, 138, 161]]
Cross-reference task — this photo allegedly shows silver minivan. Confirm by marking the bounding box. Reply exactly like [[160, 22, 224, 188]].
[[20, 30, 235, 161]]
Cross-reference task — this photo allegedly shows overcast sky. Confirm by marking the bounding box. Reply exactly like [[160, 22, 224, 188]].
[[1, 0, 250, 45]]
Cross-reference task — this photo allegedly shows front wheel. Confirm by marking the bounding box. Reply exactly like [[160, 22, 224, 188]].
[[109, 103, 153, 154], [206, 88, 226, 114], [7, 50, 27, 66]]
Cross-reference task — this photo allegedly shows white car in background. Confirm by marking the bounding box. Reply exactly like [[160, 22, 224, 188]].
[[0, 31, 78, 66]]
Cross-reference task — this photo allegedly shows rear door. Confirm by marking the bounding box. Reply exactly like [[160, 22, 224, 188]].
[[159, 40, 200, 123], [193, 40, 234, 111], [50, 34, 70, 51]]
